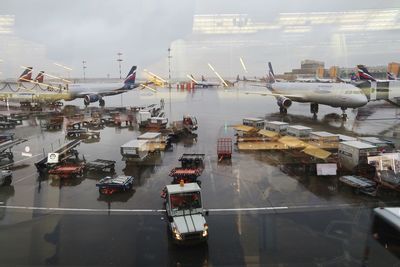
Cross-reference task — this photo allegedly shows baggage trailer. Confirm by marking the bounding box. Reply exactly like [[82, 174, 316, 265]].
[[35, 140, 81, 172], [339, 175, 377, 196], [48, 164, 85, 178], [96, 175, 134, 195], [169, 168, 203, 184], [85, 159, 116, 173], [217, 138, 232, 161], [168, 154, 205, 185], [179, 153, 205, 169]]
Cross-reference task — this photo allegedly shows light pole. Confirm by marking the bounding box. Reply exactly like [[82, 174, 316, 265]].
[[117, 52, 123, 79], [82, 60, 87, 81], [168, 48, 172, 89]]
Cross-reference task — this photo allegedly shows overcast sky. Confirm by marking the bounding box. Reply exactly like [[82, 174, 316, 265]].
[[1, 0, 400, 78]]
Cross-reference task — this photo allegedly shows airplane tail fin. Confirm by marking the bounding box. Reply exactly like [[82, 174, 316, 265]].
[[387, 72, 396, 80], [190, 75, 198, 84], [34, 71, 44, 83], [357, 65, 376, 81], [18, 67, 33, 82], [268, 62, 276, 84], [124, 66, 137, 85], [201, 75, 206, 82]]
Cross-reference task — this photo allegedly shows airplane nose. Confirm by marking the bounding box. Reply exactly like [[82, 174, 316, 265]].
[[356, 94, 368, 106]]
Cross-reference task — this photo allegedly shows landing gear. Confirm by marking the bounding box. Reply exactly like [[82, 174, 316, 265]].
[[84, 99, 89, 107], [279, 106, 287, 114], [341, 107, 347, 120], [99, 99, 105, 107], [310, 103, 318, 119]]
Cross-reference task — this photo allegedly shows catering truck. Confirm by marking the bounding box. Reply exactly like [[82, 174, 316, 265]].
[[164, 182, 208, 244]]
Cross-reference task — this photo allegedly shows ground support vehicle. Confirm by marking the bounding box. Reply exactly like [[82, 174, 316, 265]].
[[0, 170, 12, 186], [48, 164, 85, 178], [96, 175, 134, 195], [169, 168, 203, 184], [163, 182, 208, 244], [339, 175, 377, 196], [179, 154, 205, 169], [85, 159, 116, 173], [0, 139, 27, 162], [66, 129, 100, 140], [170, 115, 198, 136]]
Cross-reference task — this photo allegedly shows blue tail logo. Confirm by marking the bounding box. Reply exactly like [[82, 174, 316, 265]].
[[124, 66, 137, 88]]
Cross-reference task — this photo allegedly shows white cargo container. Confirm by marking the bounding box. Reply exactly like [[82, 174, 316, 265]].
[[358, 137, 395, 151], [242, 118, 265, 129], [265, 121, 288, 133], [137, 132, 162, 142], [287, 125, 312, 138], [338, 141, 377, 170], [138, 111, 151, 124], [338, 134, 357, 142], [310, 131, 339, 142], [120, 139, 149, 161]]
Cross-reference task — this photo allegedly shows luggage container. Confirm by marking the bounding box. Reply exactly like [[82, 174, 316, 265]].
[[287, 125, 312, 138], [217, 138, 232, 161], [338, 141, 377, 171], [242, 118, 265, 129], [265, 121, 288, 134], [120, 140, 149, 161]]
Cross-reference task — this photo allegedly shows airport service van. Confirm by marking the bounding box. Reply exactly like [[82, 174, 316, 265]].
[[164, 182, 208, 244]]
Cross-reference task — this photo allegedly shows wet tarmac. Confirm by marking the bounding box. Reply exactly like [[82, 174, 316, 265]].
[[0, 83, 399, 266]]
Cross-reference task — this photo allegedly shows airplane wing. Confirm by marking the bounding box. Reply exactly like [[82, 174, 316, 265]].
[[244, 91, 304, 99]]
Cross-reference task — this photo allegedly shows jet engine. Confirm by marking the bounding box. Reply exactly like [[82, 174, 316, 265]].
[[276, 96, 292, 109], [84, 94, 100, 105]]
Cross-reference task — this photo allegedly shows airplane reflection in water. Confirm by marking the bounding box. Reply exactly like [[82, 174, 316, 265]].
[[247, 62, 368, 119]]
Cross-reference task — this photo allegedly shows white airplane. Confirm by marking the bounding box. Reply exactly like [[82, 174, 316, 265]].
[[246, 62, 368, 119], [67, 65, 142, 106], [355, 65, 400, 105], [186, 74, 220, 88], [0, 65, 149, 106]]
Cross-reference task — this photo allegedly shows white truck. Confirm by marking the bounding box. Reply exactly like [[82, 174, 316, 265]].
[[164, 182, 208, 244]]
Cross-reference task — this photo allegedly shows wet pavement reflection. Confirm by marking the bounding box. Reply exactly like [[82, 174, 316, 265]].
[[0, 85, 399, 265]]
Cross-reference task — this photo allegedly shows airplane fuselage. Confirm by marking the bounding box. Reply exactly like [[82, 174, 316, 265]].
[[271, 82, 368, 108], [67, 82, 125, 99]]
